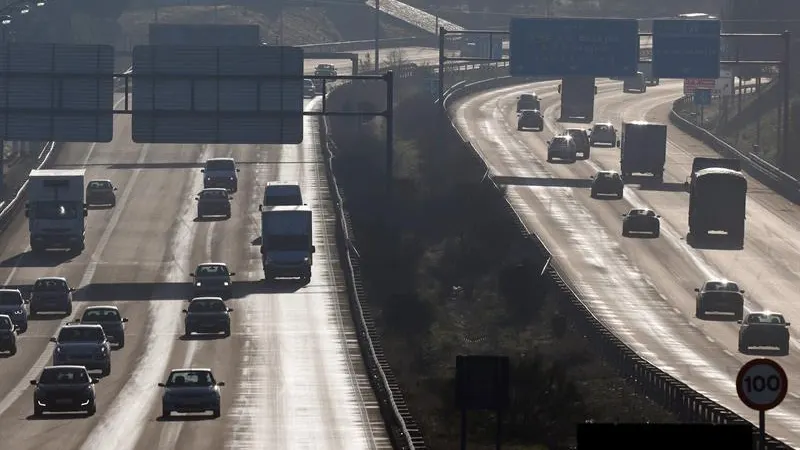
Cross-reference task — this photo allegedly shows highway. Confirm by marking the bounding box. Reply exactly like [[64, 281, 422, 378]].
[[451, 79, 800, 446], [0, 48, 439, 449]]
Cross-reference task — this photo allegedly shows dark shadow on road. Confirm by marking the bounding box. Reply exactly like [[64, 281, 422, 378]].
[[0, 251, 76, 268], [193, 216, 228, 223], [72, 281, 301, 301], [493, 176, 592, 189], [180, 333, 227, 341], [685, 233, 744, 250], [697, 313, 740, 322], [52, 161, 310, 170], [251, 236, 262, 246], [26, 412, 89, 420], [87, 204, 114, 211], [157, 414, 216, 422]]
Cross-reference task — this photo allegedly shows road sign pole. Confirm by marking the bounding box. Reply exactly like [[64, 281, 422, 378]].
[[759, 409, 766, 450], [781, 30, 791, 170]]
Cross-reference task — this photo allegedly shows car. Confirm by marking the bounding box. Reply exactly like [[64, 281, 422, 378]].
[[29, 277, 74, 316], [30, 365, 98, 416], [260, 181, 303, 209], [0, 314, 18, 355], [738, 312, 791, 355], [546, 136, 578, 163], [85, 179, 117, 207], [0, 288, 28, 332], [303, 78, 316, 98], [590, 170, 624, 199], [623, 72, 647, 93], [159, 368, 225, 418], [314, 63, 337, 77], [517, 109, 544, 131], [196, 188, 232, 219], [589, 122, 617, 146], [190, 263, 236, 299], [564, 128, 591, 159], [695, 280, 745, 320], [50, 324, 112, 376], [516, 93, 540, 111], [183, 297, 233, 337], [621, 208, 660, 237], [201, 158, 239, 192], [74, 306, 129, 348]]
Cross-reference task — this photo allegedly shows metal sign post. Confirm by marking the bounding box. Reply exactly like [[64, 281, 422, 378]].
[[736, 358, 789, 450], [455, 355, 510, 450]]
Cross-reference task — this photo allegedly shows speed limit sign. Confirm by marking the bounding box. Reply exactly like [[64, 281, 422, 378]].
[[736, 358, 788, 411]]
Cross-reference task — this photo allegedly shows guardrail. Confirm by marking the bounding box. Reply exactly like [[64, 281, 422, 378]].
[[669, 92, 800, 203], [438, 75, 794, 449], [297, 36, 440, 52]]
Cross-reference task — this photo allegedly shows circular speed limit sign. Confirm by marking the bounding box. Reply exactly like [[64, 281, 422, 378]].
[[736, 358, 788, 411]]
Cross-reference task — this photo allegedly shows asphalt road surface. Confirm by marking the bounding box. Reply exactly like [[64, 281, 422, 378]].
[[451, 79, 800, 447], [0, 48, 441, 450]]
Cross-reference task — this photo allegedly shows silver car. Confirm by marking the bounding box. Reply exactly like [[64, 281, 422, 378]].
[[50, 324, 112, 376]]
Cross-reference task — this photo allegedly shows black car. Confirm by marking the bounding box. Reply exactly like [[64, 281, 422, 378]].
[[695, 279, 745, 320], [31, 365, 98, 416], [621, 208, 660, 237], [546, 136, 578, 163], [517, 109, 544, 131], [738, 312, 791, 355], [75, 306, 129, 348], [589, 122, 617, 146], [516, 93, 540, 112], [160, 368, 224, 418], [0, 314, 18, 355], [590, 170, 624, 199], [183, 297, 233, 337], [565, 128, 591, 159], [196, 188, 232, 219], [29, 277, 74, 316], [190, 263, 235, 299], [85, 179, 117, 207], [0, 288, 28, 332]]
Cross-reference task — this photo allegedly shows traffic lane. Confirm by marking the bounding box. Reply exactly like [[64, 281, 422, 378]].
[[539, 85, 800, 443], [303, 47, 447, 75], [452, 83, 800, 446], [0, 107, 152, 411], [0, 137, 213, 449]]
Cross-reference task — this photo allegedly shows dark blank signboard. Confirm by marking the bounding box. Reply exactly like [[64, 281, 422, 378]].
[[509, 18, 639, 78], [131, 45, 304, 144], [455, 355, 510, 411], [149, 24, 260, 46], [652, 19, 721, 79], [577, 423, 753, 450], [0, 43, 114, 142]]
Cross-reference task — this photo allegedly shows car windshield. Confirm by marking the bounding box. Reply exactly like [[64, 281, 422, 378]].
[[205, 160, 234, 171], [304, 79, 314, 87], [630, 209, 655, 217], [598, 172, 620, 180], [704, 281, 740, 292], [593, 125, 612, 133], [747, 313, 786, 324], [0, 291, 21, 306], [82, 308, 120, 322], [522, 110, 539, 117], [57, 326, 105, 343], [567, 130, 589, 144], [200, 190, 227, 200], [39, 367, 90, 384], [188, 299, 227, 313], [520, 94, 535, 101], [551, 137, 572, 147], [33, 279, 68, 292], [196, 265, 229, 277], [0, 316, 12, 329], [166, 370, 216, 387], [88, 181, 111, 189]]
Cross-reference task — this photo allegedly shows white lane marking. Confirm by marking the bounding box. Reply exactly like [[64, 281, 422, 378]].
[[0, 139, 151, 418], [80, 144, 211, 450], [1, 95, 129, 285], [156, 340, 198, 450]]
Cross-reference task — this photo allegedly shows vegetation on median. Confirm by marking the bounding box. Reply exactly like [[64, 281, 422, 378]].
[[325, 71, 676, 448]]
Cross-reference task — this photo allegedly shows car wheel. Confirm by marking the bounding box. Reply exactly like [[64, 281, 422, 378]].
[[695, 305, 705, 319], [781, 342, 790, 355], [33, 403, 44, 416], [212, 406, 221, 418], [18, 323, 27, 333], [622, 228, 629, 237], [101, 363, 111, 377], [162, 407, 171, 418], [738, 340, 747, 353], [223, 326, 231, 337], [117, 336, 125, 349], [87, 403, 96, 416], [184, 327, 192, 337], [653, 230, 660, 238], [9, 344, 16, 356], [225, 212, 231, 219]]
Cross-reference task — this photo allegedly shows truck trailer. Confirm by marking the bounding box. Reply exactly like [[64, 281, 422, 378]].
[[618, 121, 668, 180], [685, 158, 747, 247], [25, 169, 87, 253], [260, 205, 315, 283], [557, 76, 596, 122]]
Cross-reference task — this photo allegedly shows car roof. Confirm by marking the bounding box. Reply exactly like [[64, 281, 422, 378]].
[[36, 276, 67, 282], [0, 288, 22, 294], [206, 157, 235, 162], [88, 179, 112, 183], [171, 367, 212, 373], [629, 208, 655, 214], [61, 323, 104, 330], [189, 296, 225, 302], [44, 365, 88, 371], [84, 305, 120, 312], [198, 262, 227, 267]]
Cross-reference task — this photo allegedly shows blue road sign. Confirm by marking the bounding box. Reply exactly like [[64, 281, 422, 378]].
[[652, 19, 721, 79], [509, 18, 639, 77], [693, 88, 712, 106]]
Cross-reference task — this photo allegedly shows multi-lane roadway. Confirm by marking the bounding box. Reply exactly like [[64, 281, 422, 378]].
[[0, 47, 440, 450], [451, 78, 800, 446]]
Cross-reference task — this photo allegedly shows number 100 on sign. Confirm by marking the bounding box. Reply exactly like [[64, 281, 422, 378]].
[[736, 358, 788, 411]]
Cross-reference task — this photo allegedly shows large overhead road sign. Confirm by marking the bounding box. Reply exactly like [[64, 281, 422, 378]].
[[509, 18, 639, 78], [131, 45, 304, 144], [683, 78, 715, 95], [652, 19, 721, 79], [149, 23, 260, 46], [0, 43, 114, 142]]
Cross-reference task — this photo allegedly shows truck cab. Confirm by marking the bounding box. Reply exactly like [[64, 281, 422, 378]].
[[25, 169, 87, 253], [260, 205, 316, 283]]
